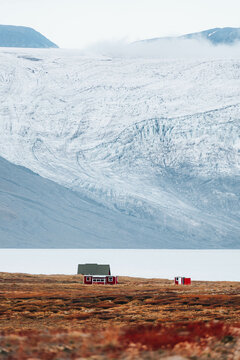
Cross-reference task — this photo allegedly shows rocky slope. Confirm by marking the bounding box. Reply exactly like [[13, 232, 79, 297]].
[[0, 156, 166, 248]]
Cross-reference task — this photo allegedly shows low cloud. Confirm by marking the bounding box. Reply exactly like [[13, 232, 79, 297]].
[[82, 37, 240, 59]]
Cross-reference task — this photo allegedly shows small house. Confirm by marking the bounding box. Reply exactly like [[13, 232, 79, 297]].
[[84, 275, 118, 285], [77, 263, 111, 275], [175, 277, 191, 285]]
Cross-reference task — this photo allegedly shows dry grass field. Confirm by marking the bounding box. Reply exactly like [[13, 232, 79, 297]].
[[0, 272, 239, 359]]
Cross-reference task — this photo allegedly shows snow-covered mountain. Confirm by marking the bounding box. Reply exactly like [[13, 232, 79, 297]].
[[0, 25, 58, 48], [183, 27, 240, 45], [0, 49, 239, 248], [139, 27, 240, 45]]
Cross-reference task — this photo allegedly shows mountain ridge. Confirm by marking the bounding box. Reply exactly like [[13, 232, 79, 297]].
[[0, 25, 58, 48], [138, 27, 240, 45]]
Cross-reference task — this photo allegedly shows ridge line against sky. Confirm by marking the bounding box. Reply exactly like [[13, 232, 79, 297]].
[[0, 0, 239, 49]]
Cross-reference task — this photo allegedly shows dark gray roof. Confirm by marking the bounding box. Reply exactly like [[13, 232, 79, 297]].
[[77, 263, 111, 275]]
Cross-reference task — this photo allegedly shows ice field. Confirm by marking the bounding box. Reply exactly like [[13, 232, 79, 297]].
[[0, 48, 239, 247]]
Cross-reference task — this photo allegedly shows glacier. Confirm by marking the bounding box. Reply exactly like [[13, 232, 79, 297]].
[[0, 48, 239, 248]]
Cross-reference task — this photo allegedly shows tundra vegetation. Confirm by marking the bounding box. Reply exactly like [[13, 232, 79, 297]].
[[0, 272, 239, 359]]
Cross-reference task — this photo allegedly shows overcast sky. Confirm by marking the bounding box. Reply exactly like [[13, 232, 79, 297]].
[[0, 0, 240, 48]]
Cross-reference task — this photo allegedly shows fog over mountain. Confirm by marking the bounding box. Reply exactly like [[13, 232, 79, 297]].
[[0, 47, 239, 248], [0, 25, 58, 48], [140, 27, 240, 46], [86, 28, 240, 60]]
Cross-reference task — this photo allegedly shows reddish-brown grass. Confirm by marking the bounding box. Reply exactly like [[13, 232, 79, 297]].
[[121, 322, 233, 350], [0, 272, 239, 359]]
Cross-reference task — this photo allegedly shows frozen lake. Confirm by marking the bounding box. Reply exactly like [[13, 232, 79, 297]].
[[0, 249, 239, 281]]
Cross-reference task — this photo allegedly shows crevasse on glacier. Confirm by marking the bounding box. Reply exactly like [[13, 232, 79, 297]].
[[0, 49, 239, 247]]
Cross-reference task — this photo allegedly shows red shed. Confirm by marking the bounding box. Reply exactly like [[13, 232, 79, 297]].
[[84, 275, 118, 285], [175, 277, 191, 285]]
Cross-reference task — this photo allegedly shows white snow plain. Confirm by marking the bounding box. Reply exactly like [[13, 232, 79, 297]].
[[0, 48, 239, 248], [0, 249, 239, 281]]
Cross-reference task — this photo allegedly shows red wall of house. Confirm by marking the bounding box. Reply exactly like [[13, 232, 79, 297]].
[[174, 277, 191, 285], [84, 275, 93, 284], [106, 276, 118, 284], [84, 275, 118, 285]]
